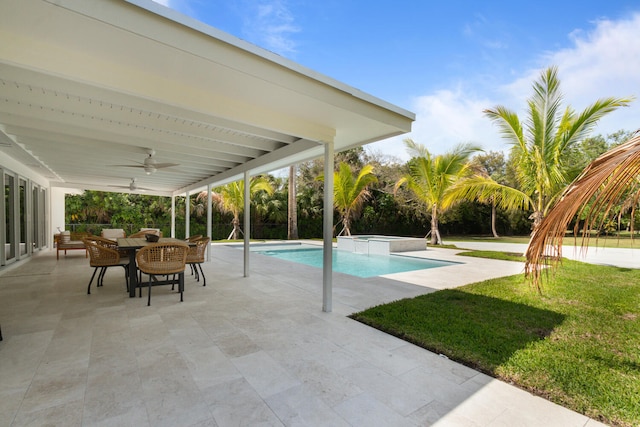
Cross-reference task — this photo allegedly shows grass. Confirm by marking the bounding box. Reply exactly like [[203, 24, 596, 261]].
[[350, 256, 640, 427]]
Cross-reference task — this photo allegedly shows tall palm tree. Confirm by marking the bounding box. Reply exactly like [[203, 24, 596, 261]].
[[210, 176, 274, 240], [395, 139, 481, 245], [288, 164, 299, 239], [318, 162, 378, 236], [525, 132, 640, 292], [484, 66, 632, 231]]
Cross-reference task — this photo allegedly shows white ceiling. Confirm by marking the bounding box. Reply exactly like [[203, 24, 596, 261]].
[[0, 0, 414, 197]]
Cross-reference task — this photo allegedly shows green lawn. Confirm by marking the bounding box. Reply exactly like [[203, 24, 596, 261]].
[[350, 255, 640, 427]]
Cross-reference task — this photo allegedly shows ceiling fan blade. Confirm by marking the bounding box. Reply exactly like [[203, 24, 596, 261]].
[[154, 163, 180, 169], [108, 185, 151, 192]]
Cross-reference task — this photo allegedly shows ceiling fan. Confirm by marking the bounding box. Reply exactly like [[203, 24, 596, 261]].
[[113, 148, 179, 175], [109, 178, 153, 192]]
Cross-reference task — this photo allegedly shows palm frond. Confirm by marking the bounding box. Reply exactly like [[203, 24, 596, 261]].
[[404, 138, 429, 158], [526, 131, 640, 291], [445, 175, 532, 211], [483, 106, 524, 150], [560, 96, 634, 153]]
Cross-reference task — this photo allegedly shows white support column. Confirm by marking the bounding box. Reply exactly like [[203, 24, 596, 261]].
[[323, 141, 334, 313], [185, 191, 190, 239], [171, 195, 176, 238], [243, 171, 250, 277], [206, 183, 212, 262]]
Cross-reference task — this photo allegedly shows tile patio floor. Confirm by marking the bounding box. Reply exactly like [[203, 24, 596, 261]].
[[0, 243, 606, 426]]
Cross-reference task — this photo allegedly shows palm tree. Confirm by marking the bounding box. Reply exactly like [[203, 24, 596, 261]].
[[253, 176, 286, 237], [484, 66, 632, 231], [210, 176, 274, 240], [471, 152, 514, 237], [525, 132, 640, 292], [318, 162, 378, 236], [288, 164, 299, 239], [395, 139, 481, 245]]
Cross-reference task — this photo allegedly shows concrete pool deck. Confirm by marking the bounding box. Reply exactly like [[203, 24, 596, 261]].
[[0, 242, 607, 426]]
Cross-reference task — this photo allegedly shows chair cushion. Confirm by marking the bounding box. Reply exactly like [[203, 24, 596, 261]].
[[60, 231, 70, 244]]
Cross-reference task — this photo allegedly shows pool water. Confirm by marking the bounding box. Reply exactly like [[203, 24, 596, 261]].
[[253, 246, 456, 278]]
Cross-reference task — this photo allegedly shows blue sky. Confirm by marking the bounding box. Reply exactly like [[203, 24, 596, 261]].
[[152, 0, 640, 161]]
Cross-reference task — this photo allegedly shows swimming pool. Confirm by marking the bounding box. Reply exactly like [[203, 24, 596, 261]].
[[252, 245, 457, 278]]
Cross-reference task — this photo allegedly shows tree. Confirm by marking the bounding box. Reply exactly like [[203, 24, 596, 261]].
[[318, 162, 378, 236], [288, 165, 298, 239], [210, 176, 274, 240], [65, 190, 173, 235], [253, 176, 286, 238], [447, 152, 531, 237], [484, 66, 632, 231], [473, 152, 509, 237], [395, 139, 482, 245], [445, 173, 531, 237]]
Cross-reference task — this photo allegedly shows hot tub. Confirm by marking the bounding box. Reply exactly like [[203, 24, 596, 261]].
[[336, 235, 427, 255]]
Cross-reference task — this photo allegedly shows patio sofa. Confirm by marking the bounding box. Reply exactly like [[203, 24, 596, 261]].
[[54, 231, 90, 260], [100, 228, 126, 240]]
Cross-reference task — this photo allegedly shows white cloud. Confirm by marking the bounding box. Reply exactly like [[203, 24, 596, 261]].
[[503, 13, 640, 136], [553, 14, 640, 135], [410, 88, 500, 151], [368, 87, 505, 161], [242, 0, 300, 56], [370, 13, 640, 162]]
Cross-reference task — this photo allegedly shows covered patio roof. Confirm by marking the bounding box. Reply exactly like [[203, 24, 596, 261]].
[[0, 0, 414, 197]]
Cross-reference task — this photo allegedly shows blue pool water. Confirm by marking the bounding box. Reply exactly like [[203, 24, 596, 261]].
[[253, 246, 456, 278]]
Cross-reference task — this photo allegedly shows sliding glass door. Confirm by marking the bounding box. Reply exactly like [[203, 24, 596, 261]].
[[31, 183, 46, 251], [19, 178, 27, 256], [1, 168, 47, 266], [4, 172, 16, 263]]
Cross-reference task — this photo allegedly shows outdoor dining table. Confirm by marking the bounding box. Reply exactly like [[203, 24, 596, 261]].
[[117, 237, 191, 297]]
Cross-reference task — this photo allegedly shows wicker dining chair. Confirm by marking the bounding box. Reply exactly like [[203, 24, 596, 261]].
[[83, 238, 130, 294], [185, 235, 202, 243], [91, 235, 130, 260], [91, 235, 118, 249], [186, 237, 210, 286], [136, 242, 188, 306]]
